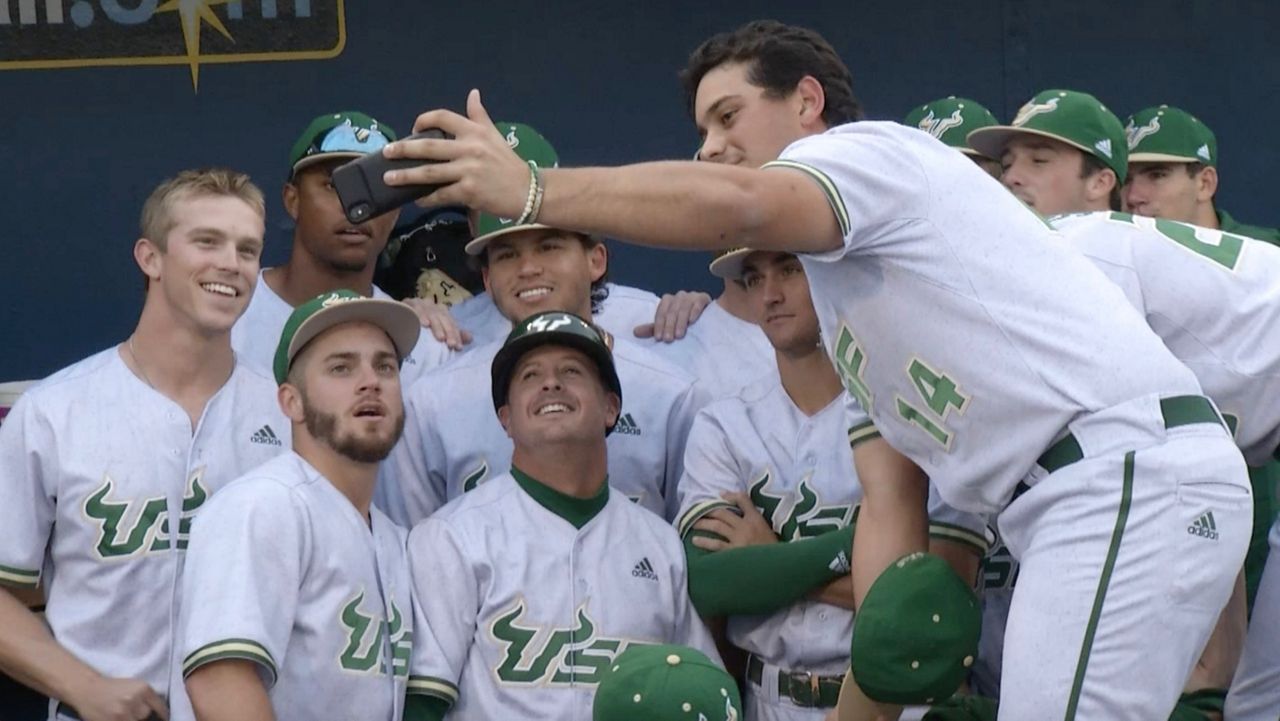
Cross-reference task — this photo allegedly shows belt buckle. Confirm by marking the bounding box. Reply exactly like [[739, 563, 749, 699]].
[[786, 670, 819, 707]]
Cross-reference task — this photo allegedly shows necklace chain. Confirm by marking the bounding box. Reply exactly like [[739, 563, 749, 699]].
[[126, 336, 156, 389]]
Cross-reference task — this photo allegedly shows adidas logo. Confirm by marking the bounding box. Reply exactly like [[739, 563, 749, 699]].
[[250, 425, 282, 447], [1188, 511, 1219, 541], [1197, 143, 1212, 162], [631, 557, 659, 582], [614, 413, 642, 436], [1094, 138, 1113, 159], [829, 550, 850, 574]]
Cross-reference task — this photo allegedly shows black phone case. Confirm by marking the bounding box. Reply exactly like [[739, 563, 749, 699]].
[[331, 129, 452, 224]]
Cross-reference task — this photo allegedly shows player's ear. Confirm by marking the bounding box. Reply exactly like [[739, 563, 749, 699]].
[[1084, 167, 1117, 206], [795, 75, 826, 129], [604, 391, 621, 431], [496, 404, 513, 435], [586, 239, 607, 283], [282, 180, 301, 222], [134, 237, 163, 282], [1195, 165, 1219, 202], [278, 382, 305, 423]]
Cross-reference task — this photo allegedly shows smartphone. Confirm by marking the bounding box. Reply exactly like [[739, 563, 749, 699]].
[[331, 128, 453, 224]]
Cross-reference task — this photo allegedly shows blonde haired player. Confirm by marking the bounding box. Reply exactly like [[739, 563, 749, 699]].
[[0, 169, 287, 721]]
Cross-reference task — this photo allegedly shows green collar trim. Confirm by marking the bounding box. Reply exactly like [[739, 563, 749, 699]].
[[511, 466, 609, 529]]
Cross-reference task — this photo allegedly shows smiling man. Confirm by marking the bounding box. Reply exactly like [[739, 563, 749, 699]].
[[0, 169, 288, 721], [179, 291, 420, 721], [231, 111, 455, 386], [403, 311, 719, 721], [383, 19, 1249, 719], [378, 123, 704, 526]]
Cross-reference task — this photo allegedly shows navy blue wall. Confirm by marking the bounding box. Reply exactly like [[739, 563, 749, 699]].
[[4, 1, 1277, 379]]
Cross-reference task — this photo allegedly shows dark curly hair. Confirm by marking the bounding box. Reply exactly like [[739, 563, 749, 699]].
[[680, 20, 862, 127]]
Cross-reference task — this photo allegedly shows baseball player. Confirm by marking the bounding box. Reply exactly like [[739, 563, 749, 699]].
[[178, 291, 420, 721], [1124, 104, 1280, 244], [384, 19, 1251, 718], [448, 281, 666, 345], [378, 122, 705, 526], [231, 111, 457, 385], [675, 248, 988, 720], [967, 88, 1128, 216], [1123, 103, 1280, 616], [645, 251, 775, 401], [0, 169, 288, 721], [403, 310, 720, 720], [902, 96, 1001, 177]]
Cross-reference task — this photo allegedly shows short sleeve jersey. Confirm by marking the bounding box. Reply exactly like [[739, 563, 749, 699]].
[[178, 452, 412, 721], [648, 301, 776, 401], [404, 471, 719, 720], [674, 378, 988, 674], [230, 269, 451, 384], [767, 122, 1202, 514], [1052, 211, 1280, 464], [379, 337, 706, 525], [0, 349, 288, 715]]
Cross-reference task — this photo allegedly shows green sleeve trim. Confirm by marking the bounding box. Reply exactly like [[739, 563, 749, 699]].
[[848, 421, 881, 449], [407, 675, 459, 706], [1175, 688, 1226, 715], [761, 159, 851, 236], [182, 638, 277, 687], [685, 524, 854, 617], [405, 693, 452, 721], [0, 564, 40, 589], [927, 521, 990, 554], [676, 500, 736, 539]]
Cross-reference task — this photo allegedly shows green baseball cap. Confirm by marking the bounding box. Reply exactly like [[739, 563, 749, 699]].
[[465, 122, 561, 256], [288, 111, 398, 175], [1125, 105, 1217, 166], [592, 644, 742, 721], [967, 89, 1128, 181], [273, 290, 421, 385], [903, 97, 999, 158], [846, 552, 980, 706], [490, 310, 622, 428]]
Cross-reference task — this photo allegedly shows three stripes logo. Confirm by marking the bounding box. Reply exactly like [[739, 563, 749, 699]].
[[614, 413, 642, 436], [631, 557, 659, 582], [250, 425, 282, 447], [1188, 511, 1219, 541]]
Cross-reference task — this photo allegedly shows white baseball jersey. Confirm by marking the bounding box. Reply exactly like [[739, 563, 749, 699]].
[[1050, 211, 1280, 465], [447, 282, 661, 347], [378, 336, 706, 525], [405, 470, 719, 720], [177, 452, 411, 721], [675, 378, 989, 680], [648, 300, 776, 401], [0, 349, 288, 719], [768, 122, 1202, 514], [231, 268, 450, 384]]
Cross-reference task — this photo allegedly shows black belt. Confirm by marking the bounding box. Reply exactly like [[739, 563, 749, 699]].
[[1014, 395, 1224, 501], [745, 654, 843, 708]]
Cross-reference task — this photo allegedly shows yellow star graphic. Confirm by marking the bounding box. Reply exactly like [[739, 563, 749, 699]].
[[155, 0, 235, 91]]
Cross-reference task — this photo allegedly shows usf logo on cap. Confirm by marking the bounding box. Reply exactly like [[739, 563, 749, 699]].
[[1013, 96, 1061, 125]]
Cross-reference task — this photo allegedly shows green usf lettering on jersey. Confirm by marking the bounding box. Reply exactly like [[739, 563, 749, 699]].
[[338, 591, 412, 677], [749, 472, 853, 541], [832, 324, 874, 411], [462, 459, 489, 493], [1105, 212, 1246, 270], [489, 600, 627, 686], [895, 357, 970, 450], [83, 470, 208, 559], [982, 542, 1020, 591]]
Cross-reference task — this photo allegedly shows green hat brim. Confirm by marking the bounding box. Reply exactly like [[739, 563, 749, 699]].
[[966, 125, 1104, 167], [291, 151, 364, 176], [1127, 152, 1203, 164], [465, 222, 554, 256], [274, 298, 421, 384], [707, 248, 753, 280]]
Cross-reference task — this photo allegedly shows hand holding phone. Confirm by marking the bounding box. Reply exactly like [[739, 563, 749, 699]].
[[331, 128, 453, 224]]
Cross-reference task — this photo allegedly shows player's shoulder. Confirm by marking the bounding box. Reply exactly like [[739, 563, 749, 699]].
[[229, 356, 278, 390], [779, 120, 923, 157], [19, 347, 125, 405], [404, 339, 499, 401], [199, 453, 312, 516], [422, 471, 519, 527], [612, 336, 698, 388], [602, 282, 660, 306], [606, 492, 685, 549]]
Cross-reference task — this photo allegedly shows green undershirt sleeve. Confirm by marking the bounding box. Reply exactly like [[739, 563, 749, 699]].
[[684, 523, 854, 617], [404, 695, 450, 721]]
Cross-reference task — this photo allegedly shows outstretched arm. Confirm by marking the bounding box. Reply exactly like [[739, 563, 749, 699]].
[[383, 90, 844, 255]]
